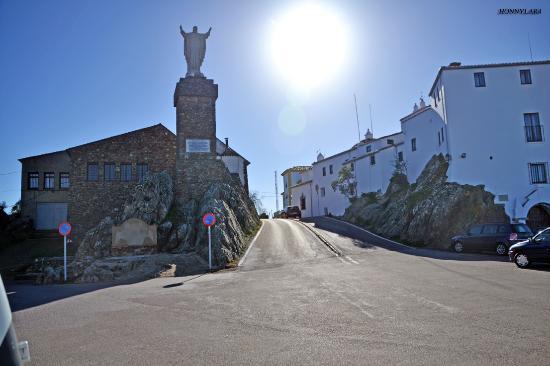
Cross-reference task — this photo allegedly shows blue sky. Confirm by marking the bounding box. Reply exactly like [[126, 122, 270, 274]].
[[1, 0, 549, 214]]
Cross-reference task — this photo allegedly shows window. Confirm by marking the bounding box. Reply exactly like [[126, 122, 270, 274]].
[[322, 167, 326, 176], [324, 207, 328, 215], [350, 162, 355, 172], [520, 69, 532, 85], [474, 72, 486, 87], [468, 225, 483, 235], [329, 165, 333, 175], [87, 163, 99, 181], [121, 163, 132, 182], [411, 138, 417, 152], [320, 187, 325, 197], [28, 172, 39, 190], [300, 194, 306, 210], [104, 163, 116, 181], [524, 113, 542, 142], [137, 163, 149, 182], [370, 155, 376, 165], [438, 131, 441, 146], [398, 151, 404, 162], [441, 127, 445, 142], [529, 163, 548, 184], [366, 145, 372, 153], [387, 139, 394, 145], [481, 224, 498, 235], [44, 172, 54, 189], [59, 173, 69, 189]]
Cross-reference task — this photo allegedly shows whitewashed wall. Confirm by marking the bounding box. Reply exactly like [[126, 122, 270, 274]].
[[435, 64, 550, 220]]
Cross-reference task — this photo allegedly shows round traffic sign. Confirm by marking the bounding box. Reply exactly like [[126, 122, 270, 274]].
[[202, 213, 216, 227], [58, 222, 72, 236]]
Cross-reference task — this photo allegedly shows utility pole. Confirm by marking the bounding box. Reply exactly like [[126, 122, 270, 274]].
[[274, 170, 279, 211]]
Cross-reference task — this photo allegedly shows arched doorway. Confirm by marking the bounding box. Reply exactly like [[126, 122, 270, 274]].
[[526, 203, 550, 232]]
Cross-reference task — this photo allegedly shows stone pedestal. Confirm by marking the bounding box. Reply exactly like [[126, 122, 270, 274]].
[[174, 76, 225, 201]]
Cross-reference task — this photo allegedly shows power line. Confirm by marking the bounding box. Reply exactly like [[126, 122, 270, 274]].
[[0, 171, 19, 176]]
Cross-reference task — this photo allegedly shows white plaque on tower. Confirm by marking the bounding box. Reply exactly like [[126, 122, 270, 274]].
[[186, 139, 210, 153]]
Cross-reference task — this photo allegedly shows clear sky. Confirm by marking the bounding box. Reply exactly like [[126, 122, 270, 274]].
[[1, 0, 549, 214]]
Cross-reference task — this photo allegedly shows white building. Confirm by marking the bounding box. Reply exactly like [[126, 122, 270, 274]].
[[282, 60, 550, 230], [423, 60, 550, 227]]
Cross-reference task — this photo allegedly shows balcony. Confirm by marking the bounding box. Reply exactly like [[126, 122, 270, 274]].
[[525, 125, 544, 142]]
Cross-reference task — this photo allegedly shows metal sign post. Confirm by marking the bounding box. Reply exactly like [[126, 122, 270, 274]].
[[58, 222, 72, 282], [202, 213, 217, 271]]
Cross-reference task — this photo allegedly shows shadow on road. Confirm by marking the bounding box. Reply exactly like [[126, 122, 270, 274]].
[[304, 216, 512, 263], [5, 280, 131, 312]]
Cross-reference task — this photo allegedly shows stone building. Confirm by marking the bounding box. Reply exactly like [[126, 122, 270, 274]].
[[19, 123, 250, 240]]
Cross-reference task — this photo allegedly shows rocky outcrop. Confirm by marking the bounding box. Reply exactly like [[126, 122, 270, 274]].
[[68, 168, 260, 282], [343, 154, 508, 249], [75, 172, 174, 260], [119, 171, 173, 225]]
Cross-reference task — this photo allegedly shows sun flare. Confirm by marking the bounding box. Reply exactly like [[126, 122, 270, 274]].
[[270, 2, 350, 90]]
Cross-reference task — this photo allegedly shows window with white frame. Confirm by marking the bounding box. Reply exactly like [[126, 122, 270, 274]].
[[59, 172, 69, 189], [121, 163, 132, 182], [370, 155, 376, 165], [28, 172, 39, 189], [320, 187, 325, 197], [44, 172, 55, 189], [366, 145, 371, 153], [329, 164, 333, 175], [322, 167, 326, 176], [87, 163, 98, 181], [529, 163, 548, 184], [411, 138, 417, 152]]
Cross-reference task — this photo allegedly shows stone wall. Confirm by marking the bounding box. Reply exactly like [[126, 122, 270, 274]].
[[67, 124, 176, 242]]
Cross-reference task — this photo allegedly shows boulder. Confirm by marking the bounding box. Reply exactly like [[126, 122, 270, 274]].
[[343, 154, 508, 249], [74, 217, 114, 259], [194, 182, 261, 266], [118, 171, 173, 225]]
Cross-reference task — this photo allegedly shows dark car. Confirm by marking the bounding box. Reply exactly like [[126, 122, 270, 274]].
[[273, 210, 287, 219], [450, 223, 533, 255], [509, 227, 550, 268], [285, 206, 302, 219]]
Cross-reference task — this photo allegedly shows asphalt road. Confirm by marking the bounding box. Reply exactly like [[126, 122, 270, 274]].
[[8, 218, 550, 365]]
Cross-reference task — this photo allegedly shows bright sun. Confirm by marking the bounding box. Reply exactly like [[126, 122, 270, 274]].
[[270, 2, 350, 90]]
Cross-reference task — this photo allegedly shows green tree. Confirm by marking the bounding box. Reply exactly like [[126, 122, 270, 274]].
[[331, 166, 357, 201]]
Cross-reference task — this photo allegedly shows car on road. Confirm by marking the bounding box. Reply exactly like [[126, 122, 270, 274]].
[[273, 210, 287, 219], [509, 227, 550, 268], [285, 206, 302, 219], [450, 223, 533, 255]]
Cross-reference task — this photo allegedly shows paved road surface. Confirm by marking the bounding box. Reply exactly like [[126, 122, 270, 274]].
[[9, 218, 550, 365]]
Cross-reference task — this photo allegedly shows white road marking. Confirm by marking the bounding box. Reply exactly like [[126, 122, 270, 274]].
[[345, 255, 359, 264], [237, 220, 266, 267], [338, 257, 350, 265]]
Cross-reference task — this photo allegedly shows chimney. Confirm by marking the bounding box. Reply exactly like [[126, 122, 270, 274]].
[[449, 62, 461, 67], [419, 97, 426, 108], [413, 102, 419, 112], [224, 137, 229, 147]]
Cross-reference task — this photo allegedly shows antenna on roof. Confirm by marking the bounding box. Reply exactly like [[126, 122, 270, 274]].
[[369, 104, 374, 137], [354, 94, 361, 143], [527, 32, 534, 62]]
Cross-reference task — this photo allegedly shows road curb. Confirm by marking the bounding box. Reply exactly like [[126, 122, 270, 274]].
[[322, 217, 416, 250], [297, 220, 342, 256], [237, 220, 265, 267]]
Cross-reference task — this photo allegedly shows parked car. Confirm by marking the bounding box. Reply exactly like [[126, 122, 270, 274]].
[[509, 227, 550, 268], [273, 210, 287, 219], [285, 206, 302, 219], [450, 223, 533, 255]]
